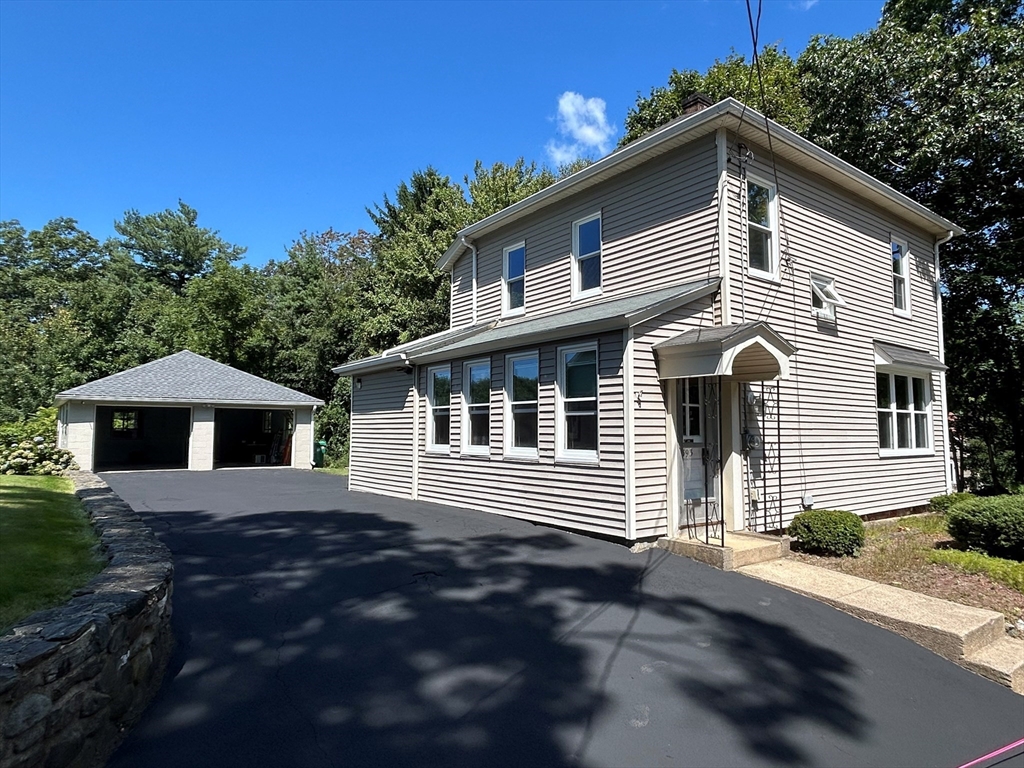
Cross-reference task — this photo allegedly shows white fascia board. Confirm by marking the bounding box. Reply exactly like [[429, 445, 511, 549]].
[[56, 397, 324, 407]]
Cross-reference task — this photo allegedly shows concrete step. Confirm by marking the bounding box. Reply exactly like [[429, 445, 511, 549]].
[[656, 531, 788, 571], [739, 559, 1006, 664], [964, 636, 1024, 694]]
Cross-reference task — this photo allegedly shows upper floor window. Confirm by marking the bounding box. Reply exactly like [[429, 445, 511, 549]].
[[891, 238, 911, 315], [572, 214, 602, 299], [877, 370, 931, 454], [556, 344, 598, 462], [505, 352, 539, 458], [462, 359, 491, 455], [503, 243, 525, 316], [747, 177, 778, 278], [810, 274, 845, 320], [427, 365, 451, 452]]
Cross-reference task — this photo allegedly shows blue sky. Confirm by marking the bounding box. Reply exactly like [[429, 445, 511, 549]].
[[0, 0, 883, 266]]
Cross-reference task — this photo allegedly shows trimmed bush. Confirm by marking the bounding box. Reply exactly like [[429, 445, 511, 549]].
[[787, 509, 865, 557], [928, 492, 973, 514], [946, 495, 1024, 561]]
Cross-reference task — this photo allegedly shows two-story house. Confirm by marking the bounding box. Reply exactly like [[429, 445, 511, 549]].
[[333, 96, 961, 545]]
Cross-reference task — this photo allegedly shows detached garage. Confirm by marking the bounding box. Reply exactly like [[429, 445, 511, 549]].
[[55, 351, 324, 472]]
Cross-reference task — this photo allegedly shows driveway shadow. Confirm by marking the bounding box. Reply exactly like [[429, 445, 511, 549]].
[[107, 494, 867, 768]]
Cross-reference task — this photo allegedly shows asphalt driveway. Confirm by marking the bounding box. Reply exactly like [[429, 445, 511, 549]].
[[101, 469, 1023, 768]]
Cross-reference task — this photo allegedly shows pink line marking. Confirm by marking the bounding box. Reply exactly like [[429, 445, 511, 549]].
[[958, 737, 1024, 768]]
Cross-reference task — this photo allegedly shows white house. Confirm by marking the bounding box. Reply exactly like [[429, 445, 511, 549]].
[[334, 96, 960, 545]]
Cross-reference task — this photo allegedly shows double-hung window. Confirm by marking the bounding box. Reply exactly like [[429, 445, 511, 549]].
[[462, 359, 491, 454], [572, 214, 602, 299], [503, 243, 525, 316], [810, 274, 845, 320], [505, 352, 539, 458], [427, 365, 451, 452], [891, 238, 911, 315], [877, 371, 931, 454], [747, 177, 778, 278], [556, 344, 598, 461]]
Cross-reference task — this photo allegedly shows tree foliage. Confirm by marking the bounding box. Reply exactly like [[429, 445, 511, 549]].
[[621, 45, 810, 146], [114, 201, 246, 294]]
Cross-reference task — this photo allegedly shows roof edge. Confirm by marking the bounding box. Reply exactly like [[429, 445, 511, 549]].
[[53, 396, 324, 407], [437, 98, 962, 271]]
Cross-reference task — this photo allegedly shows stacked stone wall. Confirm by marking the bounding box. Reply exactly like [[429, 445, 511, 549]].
[[0, 472, 173, 768]]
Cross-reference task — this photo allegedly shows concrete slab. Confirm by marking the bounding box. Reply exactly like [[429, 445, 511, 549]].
[[739, 559, 1012, 689], [965, 637, 1024, 694]]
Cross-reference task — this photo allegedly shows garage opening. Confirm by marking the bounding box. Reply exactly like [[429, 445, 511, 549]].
[[94, 406, 191, 471], [214, 409, 294, 468]]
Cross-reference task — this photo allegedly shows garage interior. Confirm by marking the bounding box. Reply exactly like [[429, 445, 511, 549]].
[[214, 408, 294, 468], [93, 406, 191, 471]]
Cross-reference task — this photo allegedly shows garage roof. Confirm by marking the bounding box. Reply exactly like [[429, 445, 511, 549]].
[[55, 350, 324, 406]]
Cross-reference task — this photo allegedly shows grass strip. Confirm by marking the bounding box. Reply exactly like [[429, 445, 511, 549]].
[[928, 549, 1024, 593], [0, 475, 105, 632]]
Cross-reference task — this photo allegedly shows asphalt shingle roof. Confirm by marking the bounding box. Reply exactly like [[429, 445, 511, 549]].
[[56, 351, 324, 405], [874, 341, 946, 371], [333, 278, 719, 375]]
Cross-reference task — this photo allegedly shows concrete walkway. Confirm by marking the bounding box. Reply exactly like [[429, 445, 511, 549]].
[[740, 559, 1024, 694]]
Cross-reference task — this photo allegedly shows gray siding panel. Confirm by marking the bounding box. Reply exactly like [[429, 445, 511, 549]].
[[349, 370, 415, 498], [450, 252, 474, 328], [631, 296, 717, 538], [724, 133, 947, 526], [416, 332, 628, 537], [467, 136, 719, 325]]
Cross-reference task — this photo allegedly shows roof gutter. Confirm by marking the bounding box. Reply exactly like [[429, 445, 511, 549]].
[[332, 351, 412, 377]]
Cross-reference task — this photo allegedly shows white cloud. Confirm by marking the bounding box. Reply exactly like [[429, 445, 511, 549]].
[[545, 91, 617, 167], [790, 0, 818, 9]]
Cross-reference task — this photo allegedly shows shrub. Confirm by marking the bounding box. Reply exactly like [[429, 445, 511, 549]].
[[0, 439, 78, 476], [787, 509, 865, 557], [0, 406, 58, 445], [946, 496, 1024, 561], [929, 492, 973, 515]]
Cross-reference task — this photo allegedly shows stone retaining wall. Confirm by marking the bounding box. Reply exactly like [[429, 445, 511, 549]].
[[0, 472, 173, 768]]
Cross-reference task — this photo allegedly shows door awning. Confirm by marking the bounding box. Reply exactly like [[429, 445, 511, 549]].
[[653, 321, 796, 381]]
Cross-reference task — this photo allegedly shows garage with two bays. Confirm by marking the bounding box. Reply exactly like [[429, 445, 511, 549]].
[[56, 351, 323, 472]]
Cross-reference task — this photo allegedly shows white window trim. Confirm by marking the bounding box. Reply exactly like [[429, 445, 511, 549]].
[[746, 174, 780, 282], [677, 377, 704, 444], [571, 212, 603, 301], [502, 242, 526, 318], [810, 273, 846, 320], [504, 351, 540, 460], [426, 364, 451, 454], [891, 236, 912, 318], [461, 358, 491, 456], [555, 342, 599, 464], [877, 367, 934, 458]]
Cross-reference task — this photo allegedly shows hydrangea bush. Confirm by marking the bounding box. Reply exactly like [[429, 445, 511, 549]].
[[1, 437, 78, 476]]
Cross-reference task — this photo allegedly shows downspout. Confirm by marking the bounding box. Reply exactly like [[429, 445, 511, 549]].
[[309, 404, 318, 470], [935, 230, 955, 494], [716, 128, 732, 326], [462, 237, 478, 325]]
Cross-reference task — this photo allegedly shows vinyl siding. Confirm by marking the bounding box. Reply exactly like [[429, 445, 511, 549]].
[[292, 407, 314, 469], [349, 370, 415, 498], [416, 332, 628, 537], [631, 296, 717, 538], [724, 133, 947, 526], [450, 251, 474, 327], [462, 136, 719, 326], [66, 402, 96, 472]]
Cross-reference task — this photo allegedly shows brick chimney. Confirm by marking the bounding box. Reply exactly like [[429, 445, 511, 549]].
[[681, 93, 713, 115]]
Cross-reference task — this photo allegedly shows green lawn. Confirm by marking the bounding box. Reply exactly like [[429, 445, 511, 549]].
[[315, 466, 349, 476], [0, 475, 105, 632]]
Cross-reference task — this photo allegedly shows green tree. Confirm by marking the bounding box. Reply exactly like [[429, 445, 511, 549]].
[[465, 158, 556, 219], [799, 0, 1024, 487], [621, 45, 810, 145], [114, 201, 246, 294]]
